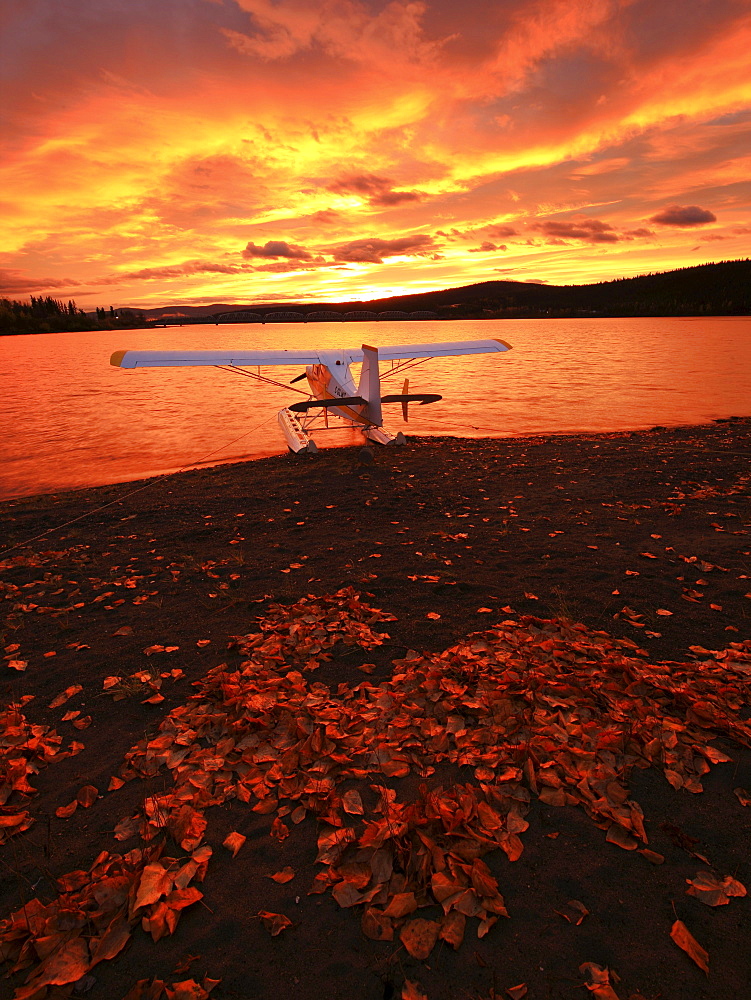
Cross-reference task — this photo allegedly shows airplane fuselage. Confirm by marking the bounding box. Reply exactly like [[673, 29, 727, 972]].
[[306, 360, 371, 425]]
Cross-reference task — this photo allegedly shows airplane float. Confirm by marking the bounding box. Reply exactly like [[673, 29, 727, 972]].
[[110, 338, 511, 453]]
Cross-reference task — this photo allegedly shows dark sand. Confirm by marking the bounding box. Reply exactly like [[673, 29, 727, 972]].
[[1, 421, 750, 1000]]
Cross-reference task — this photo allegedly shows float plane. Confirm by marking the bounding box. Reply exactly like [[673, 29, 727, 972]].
[[110, 339, 511, 453]]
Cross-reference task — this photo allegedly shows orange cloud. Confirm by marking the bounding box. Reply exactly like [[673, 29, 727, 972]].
[[649, 205, 717, 227]]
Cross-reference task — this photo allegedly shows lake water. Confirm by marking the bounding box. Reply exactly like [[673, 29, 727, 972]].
[[1, 316, 749, 501]]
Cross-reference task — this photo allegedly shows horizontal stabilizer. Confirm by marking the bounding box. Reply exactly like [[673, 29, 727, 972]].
[[380, 393, 442, 405], [289, 396, 366, 412]]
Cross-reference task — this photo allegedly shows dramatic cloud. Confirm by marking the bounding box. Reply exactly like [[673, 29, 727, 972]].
[[533, 218, 620, 243], [649, 205, 718, 227], [243, 241, 315, 260], [469, 242, 508, 253], [115, 262, 253, 281], [0, 1, 749, 305], [328, 235, 436, 264], [0, 269, 80, 294], [327, 174, 422, 206], [223, 0, 444, 69], [484, 225, 518, 240]]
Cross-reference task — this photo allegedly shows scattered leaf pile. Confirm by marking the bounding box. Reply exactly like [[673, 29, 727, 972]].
[[2, 587, 750, 993], [0, 701, 83, 843], [122, 976, 220, 1000], [0, 844, 211, 999], [118, 591, 748, 954], [102, 667, 185, 705]]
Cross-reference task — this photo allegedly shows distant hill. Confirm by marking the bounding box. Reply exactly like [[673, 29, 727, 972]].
[[134, 259, 750, 322]]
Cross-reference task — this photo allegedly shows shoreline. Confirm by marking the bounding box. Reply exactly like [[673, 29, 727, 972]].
[[2, 311, 750, 339], [2, 421, 750, 663], [3, 415, 750, 508], [1, 420, 750, 999]]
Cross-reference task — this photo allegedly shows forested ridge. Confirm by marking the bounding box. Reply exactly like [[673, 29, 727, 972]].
[[0, 297, 145, 336], [143, 258, 751, 322], [315, 258, 750, 319], [3, 259, 749, 333]]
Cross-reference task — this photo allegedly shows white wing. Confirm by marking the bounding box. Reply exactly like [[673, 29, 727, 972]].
[[110, 348, 326, 368], [354, 339, 511, 361], [110, 339, 511, 369]]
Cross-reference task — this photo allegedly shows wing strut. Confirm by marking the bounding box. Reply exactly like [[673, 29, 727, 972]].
[[215, 365, 310, 396]]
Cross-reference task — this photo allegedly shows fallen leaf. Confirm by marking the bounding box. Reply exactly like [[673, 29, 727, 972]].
[[24, 936, 90, 991], [383, 892, 418, 918], [400, 918, 440, 960], [506, 986, 528, 1000], [426, 612, 441, 620], [258, 910, 292, 936], [439, 911, 465, 950], [270, 817, 289, 841], [342, 789, 364, 815], [268, 867, 295, 883], [49, 684, 83, 708], [223, 832, 246, 857], [165, 887, 204, 911], [670, 919, 709, 974], [606, 824, 638, 850], [77, 785, 98, 807], [332, 881, 365, 908], [362, 907, 393, 940], [686, 871, 746, 906], [638, 849, 664, 865], [89, 915, 132, 967], [134, 863, 173, 911], [579, 962, 620, 999], [556, 900, 588, 925]]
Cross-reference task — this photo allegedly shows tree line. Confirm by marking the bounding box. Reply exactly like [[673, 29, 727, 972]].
[[0, 296, 146, 336]]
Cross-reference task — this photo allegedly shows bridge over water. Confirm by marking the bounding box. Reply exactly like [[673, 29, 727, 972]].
[[211, 309, 439, 323]]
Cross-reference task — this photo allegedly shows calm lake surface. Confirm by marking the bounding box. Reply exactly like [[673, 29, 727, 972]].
[[1, 316, 750, 501]]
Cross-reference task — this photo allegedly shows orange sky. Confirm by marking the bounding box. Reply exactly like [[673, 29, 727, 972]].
[[2, 0, 750, 308]]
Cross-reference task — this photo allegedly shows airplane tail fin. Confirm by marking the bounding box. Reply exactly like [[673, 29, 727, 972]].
[[357, 344, 383, 426]]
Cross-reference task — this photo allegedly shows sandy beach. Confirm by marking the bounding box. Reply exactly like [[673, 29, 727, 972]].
[[1, 420, 750, 1000]]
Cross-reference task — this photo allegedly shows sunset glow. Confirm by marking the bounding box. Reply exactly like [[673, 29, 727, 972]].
[[2, 0, 750, 308]]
